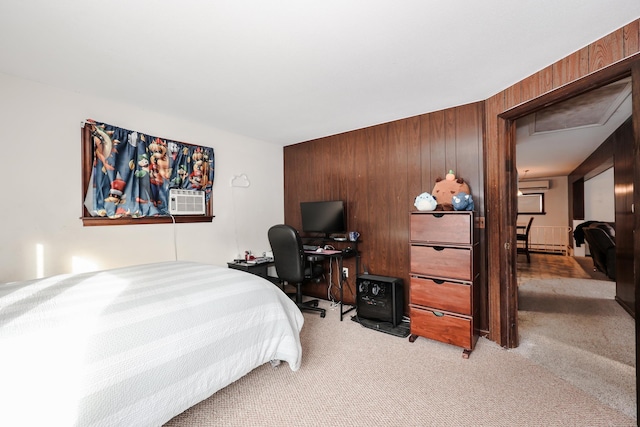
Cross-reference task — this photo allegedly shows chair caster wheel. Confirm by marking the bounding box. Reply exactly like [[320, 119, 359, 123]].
[[312, 301, 319, 307], [320, 311, 326, 318]]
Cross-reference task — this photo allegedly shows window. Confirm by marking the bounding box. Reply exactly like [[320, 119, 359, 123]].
[[517, 193, 545, 214], [81, 120, 214, 226]]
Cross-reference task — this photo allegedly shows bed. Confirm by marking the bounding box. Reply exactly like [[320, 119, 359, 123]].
[[0, 261, 304, 426]]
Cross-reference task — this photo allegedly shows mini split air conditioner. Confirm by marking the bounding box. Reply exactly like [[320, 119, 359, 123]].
[[169, 189, 206, 215], [518, 180, 550, 191]]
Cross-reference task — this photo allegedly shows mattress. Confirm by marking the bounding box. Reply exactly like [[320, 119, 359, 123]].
[[0, 261, 304, 426]]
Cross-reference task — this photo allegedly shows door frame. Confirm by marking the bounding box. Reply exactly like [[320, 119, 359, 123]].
[[486, 54, 640, 417], [487, 55, 640, 345]]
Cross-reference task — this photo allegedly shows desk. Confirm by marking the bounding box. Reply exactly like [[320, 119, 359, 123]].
[[230, 240, 360, 320], [304, 248, 359, 321], [227, 261, 272, 280]]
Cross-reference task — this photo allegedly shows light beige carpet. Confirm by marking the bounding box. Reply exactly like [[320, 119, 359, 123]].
[[515, 277, 635, 419], [166, 292, 636, 427]]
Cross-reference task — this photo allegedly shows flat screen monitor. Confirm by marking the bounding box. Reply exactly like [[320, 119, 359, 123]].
[[300, 200, 346, 238]]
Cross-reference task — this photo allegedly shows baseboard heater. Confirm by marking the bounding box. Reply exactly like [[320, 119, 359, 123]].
[[169, 189, 205, 215]]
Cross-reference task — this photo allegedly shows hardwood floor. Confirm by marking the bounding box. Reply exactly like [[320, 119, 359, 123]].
[[516, 253, 597, 282]]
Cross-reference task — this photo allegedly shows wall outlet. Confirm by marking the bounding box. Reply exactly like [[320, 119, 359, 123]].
[[342, 267, 348, 278]]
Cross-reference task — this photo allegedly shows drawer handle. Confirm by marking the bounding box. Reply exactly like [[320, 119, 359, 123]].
[[433, 279, 445, 285], [431, 213, 445, 218], [432, 311, 444, 317], [433, 246, 445, 251]]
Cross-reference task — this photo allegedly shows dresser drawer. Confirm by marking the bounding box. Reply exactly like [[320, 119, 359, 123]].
[[410, 212, 472, 245], [410, 245, 472, 281], [410, 276, 471, 315], [409, 306, 473, 349]]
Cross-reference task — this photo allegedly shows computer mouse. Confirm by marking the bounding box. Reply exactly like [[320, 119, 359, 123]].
[[315, 247, 324, 252]]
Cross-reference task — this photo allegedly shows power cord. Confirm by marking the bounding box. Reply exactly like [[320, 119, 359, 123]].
[[330, 274, 349, 310], [327, 257, 334, 302], [328, 258, 342, 307], [231, 186, 241, 259], [328, 257, 348, 309], [170, 214, 178, 261]]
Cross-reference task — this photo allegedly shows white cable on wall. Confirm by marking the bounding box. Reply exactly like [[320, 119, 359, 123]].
[[170, 214, 178, 261]]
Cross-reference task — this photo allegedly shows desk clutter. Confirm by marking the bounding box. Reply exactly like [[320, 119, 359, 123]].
[[296, 233, 361, 320], [236, 249, 274, 265], [244, 257, 272, 265], [232, 257, 272, 265], [302, 244, 356, 256]]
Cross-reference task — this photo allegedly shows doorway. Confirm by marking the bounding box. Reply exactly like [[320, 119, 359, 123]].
[[496, 57, 640, 421]]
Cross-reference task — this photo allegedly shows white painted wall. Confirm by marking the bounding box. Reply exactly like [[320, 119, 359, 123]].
[[517, 176, 570, 253], [584, 167, 615, 222], [0, 73, 284, 282], [517, 176, 568, 227]]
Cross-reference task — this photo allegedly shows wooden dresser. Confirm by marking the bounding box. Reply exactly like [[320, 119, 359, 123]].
[[408, 211, 479, 358]]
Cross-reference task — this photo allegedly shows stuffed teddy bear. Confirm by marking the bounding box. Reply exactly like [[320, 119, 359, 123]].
[[452, 192, 474, 211], [414, 192, 437, 211], [432, 170, 471, 210]]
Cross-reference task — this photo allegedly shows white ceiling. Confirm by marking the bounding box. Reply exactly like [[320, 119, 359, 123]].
[[1, 0, 639, 153], [516, 79, 633, 179]]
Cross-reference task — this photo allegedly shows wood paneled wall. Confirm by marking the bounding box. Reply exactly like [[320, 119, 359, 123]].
[[284, 18, 640, 348], [568, 118, 634, 316], [613, 120, 636, 315], [284, 102, 487, 331]]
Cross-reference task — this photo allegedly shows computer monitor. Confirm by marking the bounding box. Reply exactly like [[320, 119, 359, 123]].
[[300, 200, 346, 238]]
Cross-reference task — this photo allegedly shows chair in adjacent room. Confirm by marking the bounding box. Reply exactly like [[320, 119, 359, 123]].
[[517, 217, 534, 263], [268, 224, 326, 318], [583, 222, 616, 280]]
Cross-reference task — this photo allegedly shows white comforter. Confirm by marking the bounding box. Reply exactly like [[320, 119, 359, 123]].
[[0, 261, 304, 426]]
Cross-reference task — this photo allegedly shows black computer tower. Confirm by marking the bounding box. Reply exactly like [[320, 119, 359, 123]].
[[356, 275, 403, 327]]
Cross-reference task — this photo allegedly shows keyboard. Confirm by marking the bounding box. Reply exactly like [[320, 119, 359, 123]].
[[303, 245, 319, 251]]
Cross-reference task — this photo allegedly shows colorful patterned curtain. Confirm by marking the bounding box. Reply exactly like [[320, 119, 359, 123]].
[[84, 120, 215, 218]]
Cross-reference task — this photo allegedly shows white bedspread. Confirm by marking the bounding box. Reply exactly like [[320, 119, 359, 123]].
[[0, 261, 304, 426]]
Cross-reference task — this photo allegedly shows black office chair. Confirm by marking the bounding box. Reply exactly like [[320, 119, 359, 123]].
[[517, 217, 534, 263], [268, 224, 326, 318]]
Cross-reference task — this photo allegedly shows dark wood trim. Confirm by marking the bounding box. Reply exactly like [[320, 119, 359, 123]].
[[81, 123, 93, 217], [487, 43, 640, 349], [571, 178, 585, 221], [631, 60, 640, 422], [81, 215, 214, 226], [500, 54, 639, 121], [483, 93, 503, 345], [497, 71, 637, 347]]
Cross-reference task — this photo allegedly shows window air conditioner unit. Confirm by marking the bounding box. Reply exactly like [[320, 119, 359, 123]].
[[169, 189, 206, 215], [518, 180, 550, 191]]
